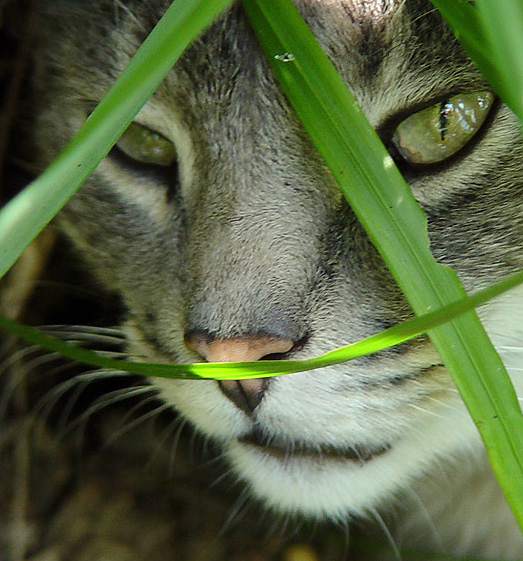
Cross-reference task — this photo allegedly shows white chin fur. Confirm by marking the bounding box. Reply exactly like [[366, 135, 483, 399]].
[[225, 402, 481, 520]]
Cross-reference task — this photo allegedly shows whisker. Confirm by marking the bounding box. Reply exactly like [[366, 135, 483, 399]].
[[55, 374, 98, 436], [66, 385, 154, 436], [40, 324, 126, 339], [166, 416, 189, 476], [407, 401, 458, 421], [205, 465, 233, 490], [496, 345, 523, 352], [0, 344, 49, 376], [145, 414, 188, 473], [334, 515, 351, 560], [34, 370, 128, 429], [219, 485, 251, 535], [103, 397, 170, 447], [0, 349, 74, 418], [400, 486, 443, 551], [368, 507, 402, 561], [1, 321, 129, 419]]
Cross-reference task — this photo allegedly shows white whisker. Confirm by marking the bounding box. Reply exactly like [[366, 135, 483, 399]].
[[219, 486, 251, 535], [103, 397, 169, 446], [368, 508, 402, 561], [143, 413, 180, 462], [166, 416, 189, 476], [68, 385, 154, 432], [34, 370, 128, 428]]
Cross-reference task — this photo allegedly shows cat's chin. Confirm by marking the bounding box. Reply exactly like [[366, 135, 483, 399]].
[[224, 400, 486, 520], [225, 436, 404, 519]]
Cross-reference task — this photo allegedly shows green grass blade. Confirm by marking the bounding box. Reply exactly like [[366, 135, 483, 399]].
[[0, 0, 232, 281], [430, 0, 523, 121], [475, 0, 523, 118], [1, 261, 522, 382], [242, 0, 523, 530]]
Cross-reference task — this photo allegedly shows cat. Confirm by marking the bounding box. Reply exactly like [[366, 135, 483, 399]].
[[27, 0, 523, 558]]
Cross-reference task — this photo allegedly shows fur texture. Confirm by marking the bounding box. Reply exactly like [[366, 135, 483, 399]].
[[30, 0, 523, 557]]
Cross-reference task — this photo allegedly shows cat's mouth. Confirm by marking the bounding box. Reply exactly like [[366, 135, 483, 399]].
[[238, 428, 391, 464]]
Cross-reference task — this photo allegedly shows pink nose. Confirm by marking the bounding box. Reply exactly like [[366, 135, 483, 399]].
[[184, 334, 294, 414]]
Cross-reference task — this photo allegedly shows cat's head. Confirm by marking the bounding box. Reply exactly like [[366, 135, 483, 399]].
[[32, 0, 523, 519]]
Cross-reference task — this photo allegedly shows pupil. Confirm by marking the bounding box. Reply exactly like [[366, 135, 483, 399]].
[[438, 100, 453, 141]]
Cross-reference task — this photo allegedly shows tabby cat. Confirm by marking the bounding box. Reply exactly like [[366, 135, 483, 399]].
[[29, 0, 523, 558]]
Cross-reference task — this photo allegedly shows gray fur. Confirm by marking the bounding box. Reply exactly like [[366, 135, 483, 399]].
[[31, 0, 523, 557]]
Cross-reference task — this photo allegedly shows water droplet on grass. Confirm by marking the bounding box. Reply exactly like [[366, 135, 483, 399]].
[[274, 53, 295, 62]]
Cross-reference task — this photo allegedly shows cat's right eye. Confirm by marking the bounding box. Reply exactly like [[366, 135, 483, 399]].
[[115, 122, 177, 166]]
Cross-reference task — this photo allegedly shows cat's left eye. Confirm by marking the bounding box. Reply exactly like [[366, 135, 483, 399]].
[[116, 122, 177, 166], [391, 91, 495, 165]]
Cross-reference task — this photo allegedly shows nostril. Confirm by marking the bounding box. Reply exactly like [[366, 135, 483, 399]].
[[218, 378, 269, 414], [183, 332, 295, 414]]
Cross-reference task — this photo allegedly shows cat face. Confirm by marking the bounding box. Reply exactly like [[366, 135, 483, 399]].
[[32, 0, 523, 520]]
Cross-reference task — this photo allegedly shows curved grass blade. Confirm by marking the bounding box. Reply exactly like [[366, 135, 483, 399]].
[[0, 0, 233, 281], [241, 0, 523, 530], [1, 267, 522, 381]]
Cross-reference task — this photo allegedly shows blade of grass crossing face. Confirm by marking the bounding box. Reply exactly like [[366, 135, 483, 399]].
[[242, 0, 523, 530], [2, 267, 523, 380], [0, 0, 233, 281]]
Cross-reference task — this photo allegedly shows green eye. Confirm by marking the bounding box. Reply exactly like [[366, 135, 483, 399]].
[[391, 91, 495, 165], [116, 122, 177, 166]]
